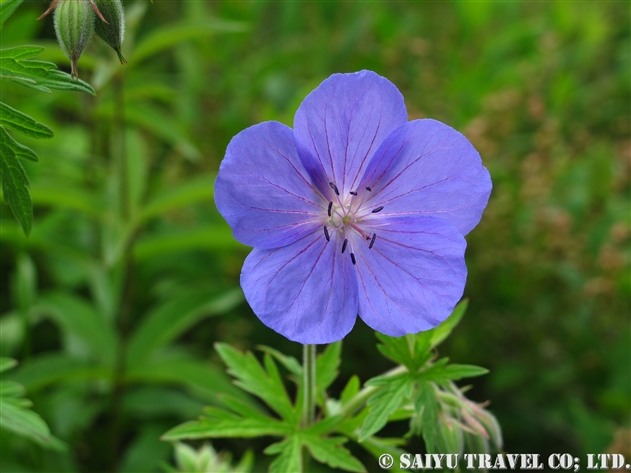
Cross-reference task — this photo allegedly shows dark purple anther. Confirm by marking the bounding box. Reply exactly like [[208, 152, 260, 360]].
[[327, 202, 332, 217], [323, 226, 330, 241], [351, 253, 356, 265], [341, 239, 348, 253], [329, 182, 340, 196], [371, 206, 384, 213], [369, 233, 376, 249]]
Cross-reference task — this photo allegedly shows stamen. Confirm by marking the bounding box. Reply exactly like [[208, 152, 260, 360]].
[[341, 239, 348, 254], [366, 186, 372, 191], [371, 206, 384, 214], [351, 253, 356, 265], [350, 191, 357, 196], [327, 202, 332, 217], [323, 226, 330, 242], [329, 182, 340, 196], [369, 233, 377, 249]]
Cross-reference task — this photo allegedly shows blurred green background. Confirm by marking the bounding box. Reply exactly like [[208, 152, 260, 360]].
[[1, 1, 629, 471]]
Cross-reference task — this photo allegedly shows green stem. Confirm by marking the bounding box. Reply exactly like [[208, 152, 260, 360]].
[[302, 344, 316, 427]]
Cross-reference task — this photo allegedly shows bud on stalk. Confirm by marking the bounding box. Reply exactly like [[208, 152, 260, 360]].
[[53, 0, 95, 79], [92, 0, 127, 64]]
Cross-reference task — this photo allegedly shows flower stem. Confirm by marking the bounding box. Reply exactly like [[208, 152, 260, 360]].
[[302, 344, 316, 427]]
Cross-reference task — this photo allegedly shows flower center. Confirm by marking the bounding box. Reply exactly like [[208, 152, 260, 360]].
[[321, 182, 382, 265]]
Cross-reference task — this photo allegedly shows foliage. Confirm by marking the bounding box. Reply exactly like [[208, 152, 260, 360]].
[[164, 302, 501, 472], [0, 0, 94, 235], [0, 357, 66, 450], [0, 0, 628, 471]]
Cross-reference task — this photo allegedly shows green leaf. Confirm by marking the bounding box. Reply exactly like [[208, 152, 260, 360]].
[[35, 292, 117, 367], [126, 287, 243, 365], [304, 435, 366, 472], [140, 175, 216, 222], [0, 0, 23, 28], [430, 299, 468, 347], [0, 102, 53, 139], [340, 375, 360, 406], [266, 436, 302, 473], [0, 398, 63, 449], [0, 47, 95, 94], [8, 354, 110, 392], [215, 344, 296, 422], [0, 380, 24, 397], [414, 381, 439, 453], [0, 132, 32, 235], [359, 373, 413, 441], [0, 126, 37, 161], [316, 341, 341, 396], [257, 346, 302, 377], [440, 364, 489, 381], [419, 361, 488, 384], [0, 357, 17, 373], [133, 225, 244, 260], [126, 357, 243, 404], [376, 331, 432, 372], [31, 185, 102, 217], [162, 417, 291, 441], [132, 19, 248, 64]]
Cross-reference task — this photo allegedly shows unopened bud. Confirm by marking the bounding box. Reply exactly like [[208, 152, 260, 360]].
[[53, 0, 95, 79], [93, 0, 126, 64]]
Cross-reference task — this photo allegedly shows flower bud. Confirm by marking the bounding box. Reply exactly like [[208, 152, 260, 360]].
[[53, 0, 95, 79], [92, 0, 126, 64]]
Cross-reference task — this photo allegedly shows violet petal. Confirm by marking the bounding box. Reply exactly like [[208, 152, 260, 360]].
[[353, 215, 467, 336], [215, 121, 323, 249], [241, 230, 359, 344], [359, 119, 492, 235], [293, 70, 408, 198]]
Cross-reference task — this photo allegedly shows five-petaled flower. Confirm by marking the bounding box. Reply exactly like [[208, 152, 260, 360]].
[[215, 71, 491, 344]]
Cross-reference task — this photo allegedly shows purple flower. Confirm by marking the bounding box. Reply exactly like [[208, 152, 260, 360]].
[[215, 71, 491, 344]]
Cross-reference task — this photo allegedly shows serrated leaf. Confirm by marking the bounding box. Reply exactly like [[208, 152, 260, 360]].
[[340, 375, 360, 406], [0, 46, 95, 94], [420, 362, 488, 384], [0, 357, 17, 373], [415, 381, 439, 453], [0, 135, 32, 235], [127, 287, 243, 365], [430, 299, 468, 347], [257, 346, 301, 377], [162, 417, 291, 441], [316, 341, 341, 395], [266, 436, 302, 473], [359, 373, 413, 441], [305, 435, 365, 472], [219, 395, 268, 420], [440, 364, 489, 381], [0, 397, 66, 450], [0, 0, 23, 28], [0, 102, 53, 139], [376, 332, 432, 372], [215, 344, 295, 422], [0, 126, 37, 161]]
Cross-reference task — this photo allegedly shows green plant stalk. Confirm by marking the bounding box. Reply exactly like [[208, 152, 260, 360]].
[[302, 344, 316, 427]]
